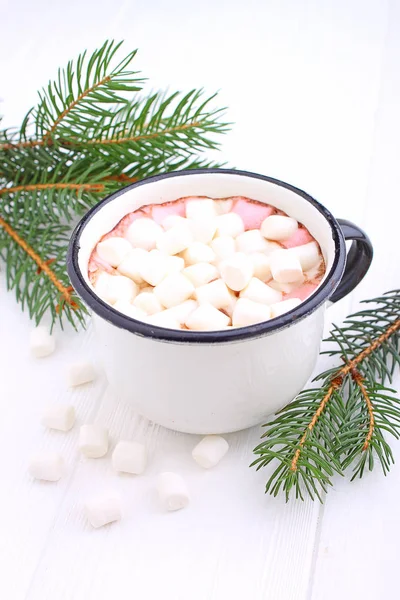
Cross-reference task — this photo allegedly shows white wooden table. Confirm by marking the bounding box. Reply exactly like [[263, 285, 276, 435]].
[[1, 1, 400, 598]]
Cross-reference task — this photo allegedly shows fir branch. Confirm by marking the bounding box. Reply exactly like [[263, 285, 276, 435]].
[[252, 290, 400, 501]]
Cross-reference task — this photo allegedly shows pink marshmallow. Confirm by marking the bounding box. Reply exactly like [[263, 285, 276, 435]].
[[231, 197, 274, 230], [281, 227, 314, 248], [285, 282, 318, 301], [151, 201, 186, 224]]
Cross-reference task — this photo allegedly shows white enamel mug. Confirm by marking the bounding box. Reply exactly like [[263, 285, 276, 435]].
[[67, 169, 373, 434]]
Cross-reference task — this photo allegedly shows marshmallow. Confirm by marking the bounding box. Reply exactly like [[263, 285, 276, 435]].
[[235, 229, 269, 254], [85, 493, 122, 528], [166, 300, 198, 324], [269, 250, 304, 283], [188, 218, 217, 244], [214, 198, 233, 214], [270, 298, 302, 318], [287, 241, 321, 270], [263, 240, 283, 255], [147, 311, 181, 329], [112, 441, 147, 475], [183, 262, 219, 287], [162, 215, 187, 230], [185, 303, 231, 330], [156, 223, 194, 255], [219, 252, 254, 292], [113, 301, 147, 320], [182, 242, 216, 265], [268, 277, 304, 294], [224, 289, 238, 318], [240, 278, 282, 305], [210, 236, 236, 261], [94, 272, 138, 304], [79, 424, 108, 458], [192, 435, 229, 468], [250, 252, 271, 281], [157, 472, 190, 511], [126, 217, 163, 250], [96, 237, 132, 267], [232, 298, 271, 327], [41, 404, 75, 432], [29, 452, 65, 482], [138, 250, 169, 287], [215, 213, 244, 238], [165, 255, 185, 275], [133, 292, 163, 315], [66, 361, 96, 387], [196, 279, 232, 310], [185, 197, 217, 220], [154, 273, 195, 308], [261, 215, 298, 241], [30, 326, 56, 358], [117, 248, 148, 284]]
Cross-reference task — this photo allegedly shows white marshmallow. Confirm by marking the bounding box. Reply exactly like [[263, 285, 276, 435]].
[[112, 441, 147, 475], [29, 452, 64, 481], [126, 217, 163, 250], [240, 278, 282, 305], [185, 197, 217, 220], [165, 255, 185, 275], [96, 237, 132, 267], [133, 292, 163, 315], [138, 250, 169, 287], [219, 252, 254, 292], [79, 424, 108, 458], [156, 223, 194, 255], [210, 236, 236, 261], [162, 215, 187, 230], [232, 298, 271, 327], [287, 241, 321, 270], [215, 213, 244, 238], [140, 285, 155, 293], [214, 198, 233, 214], [188, 218, 217, 244], [30, 326, 56, 358], [236, 229, 269, 254], [94, 272, 138, 304], [154, 272, 195, 308], [147, 311, 181, 329], [85, 493, 121, 528], [117, 248, 148, 284], [261, 215, 298, 241], [166, 300, 198, 324], [270, 298, 302, 318], [66, 361, 96, 387], [263, 240, 283, 255], [157, 472, 190, 511], [268, 277, 305, 294], [269, 250, 304, 283], [41, 404, 75, 432], [113, 300, 147, 320], [192, 435, 229, 468], [183, 262, 219, 287], [224, 289, 238, 318], [185, 303, 231, 330], [182, 242, 216, 266], [196, 279, 232, 309], [250, 252, 272, 281]]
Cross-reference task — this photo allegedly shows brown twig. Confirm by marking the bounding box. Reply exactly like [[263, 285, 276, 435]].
[[0, 139, 44, 151], [350, 367, 375, 451], [0, 182, 105, 195], [82, 121, 201, 146]]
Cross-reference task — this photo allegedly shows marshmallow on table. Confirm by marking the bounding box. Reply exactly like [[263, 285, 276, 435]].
[[249, 252, 271, 281], [183, 262, 219, 287], [126, 217, 163, 250], [96, 237, 132, 267], [185, 197, 217, 220], [235, 229, 270, 254], [112, 441, 147, 474], [182, 242, 216, 265], [185, 303, 231, 330], [195, 279, 232, 310], [261, 215, 298, 241], [232, 298, 271, 327], [287, 241, 321, 270], [215, 213, 244, 238], [269, 250, 304, 283], [192, 435, 229, 468], [79, 424, 108, 458], [113, 300, 147, 320], [133, 292, 163, 315], [270, 297, 302, 318], [154, 272, 195, 308], [240, 277, 283, 305], [42, 404, 75, 432], [188, 218, 217, 244], [157, 472, 190, 511], [85, 493, 122, 528], [66, 361, 96, 387], [147, 311, 181, 329], [30, 326, 56, 358], [29, 452, 64, 481], [94, 272, 138, 304], [219, 252, 254, 292], [210, 236, 236, 261], [117, 248, 148, 284], [156, 223, 193, 255]]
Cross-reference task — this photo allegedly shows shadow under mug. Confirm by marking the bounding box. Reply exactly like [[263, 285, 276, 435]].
[[67, 169, 373, 434]]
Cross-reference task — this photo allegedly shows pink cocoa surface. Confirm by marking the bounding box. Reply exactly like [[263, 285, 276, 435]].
[[281, 227, 314, 248], [231, 197, 275, 230]]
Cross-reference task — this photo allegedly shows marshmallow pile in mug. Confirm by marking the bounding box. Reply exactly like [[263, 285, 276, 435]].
[[89, 196, 324, 330]]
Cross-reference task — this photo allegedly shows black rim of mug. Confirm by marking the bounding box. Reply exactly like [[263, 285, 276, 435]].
[[67, 168, 346, 343]]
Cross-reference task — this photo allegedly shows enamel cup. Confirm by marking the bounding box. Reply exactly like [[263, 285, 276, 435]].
[[67, 169, 373, 434]]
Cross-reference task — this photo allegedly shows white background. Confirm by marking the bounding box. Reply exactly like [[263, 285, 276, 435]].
[[1, 1, 400, 599]]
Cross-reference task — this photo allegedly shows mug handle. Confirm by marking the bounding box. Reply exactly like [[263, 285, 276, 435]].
[[330, 218, 373, 303]]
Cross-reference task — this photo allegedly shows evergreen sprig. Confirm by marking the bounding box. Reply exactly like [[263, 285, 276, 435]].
[[252, 290, 400, 501], [0, 40, 229, 329]]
